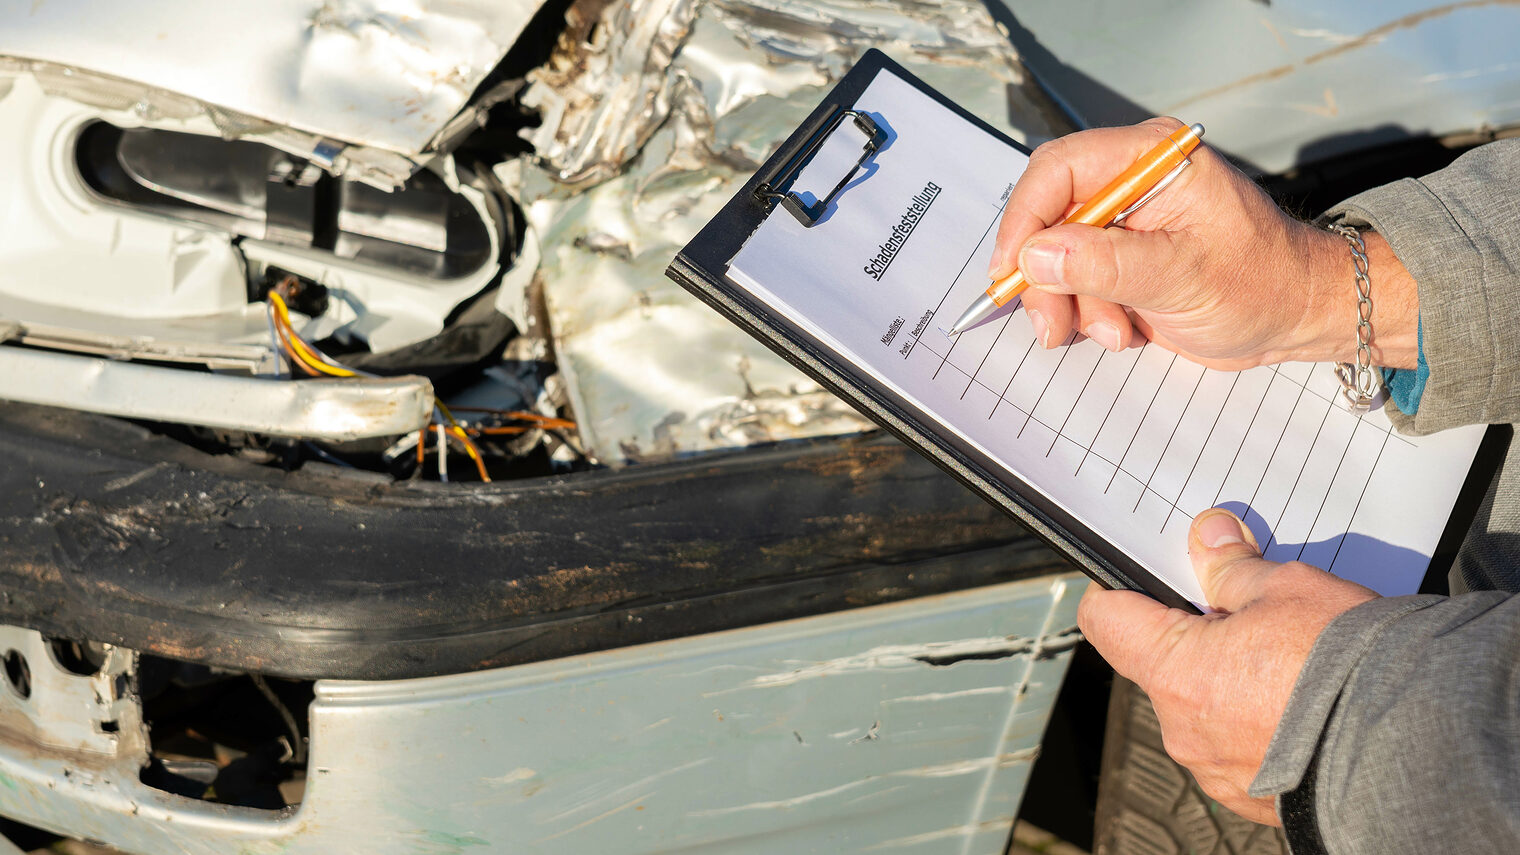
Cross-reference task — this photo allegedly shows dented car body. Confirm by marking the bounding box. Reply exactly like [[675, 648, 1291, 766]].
[[0, 1, 1516, 853], [0, 2, 1087, 852]]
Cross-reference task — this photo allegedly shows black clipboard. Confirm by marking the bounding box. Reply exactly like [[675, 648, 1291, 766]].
[[665, 49, 1504, 611]]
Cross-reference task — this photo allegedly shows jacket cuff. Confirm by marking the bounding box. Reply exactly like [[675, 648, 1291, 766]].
[[1249, 595, 1443, 798]]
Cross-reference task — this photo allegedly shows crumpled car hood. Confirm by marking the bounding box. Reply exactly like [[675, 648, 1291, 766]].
[[0, 0, 544, 157]]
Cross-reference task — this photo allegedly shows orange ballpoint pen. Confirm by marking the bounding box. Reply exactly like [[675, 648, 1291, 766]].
[[946, 122, 1205, 335]]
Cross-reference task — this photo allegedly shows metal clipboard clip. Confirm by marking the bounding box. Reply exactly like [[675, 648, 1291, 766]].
[[754, 108, 888, 227]]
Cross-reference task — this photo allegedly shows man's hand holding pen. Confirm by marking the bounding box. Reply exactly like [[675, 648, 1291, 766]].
[[988, 117, 1419, 371], [988, 116, 1427, 825]]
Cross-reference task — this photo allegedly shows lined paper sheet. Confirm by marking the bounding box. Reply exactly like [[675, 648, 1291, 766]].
[[728, 68, 1485, 607]]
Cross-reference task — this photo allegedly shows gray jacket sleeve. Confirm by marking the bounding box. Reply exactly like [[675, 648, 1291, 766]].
[[1248, 140, 1520, 854], [1324, 138, 1520, 434], [1251, 593, 1520, 854]]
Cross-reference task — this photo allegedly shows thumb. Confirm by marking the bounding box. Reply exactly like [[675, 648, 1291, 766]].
[[1018, 222, 1180, 308], [1189, 508, 1278, 613]]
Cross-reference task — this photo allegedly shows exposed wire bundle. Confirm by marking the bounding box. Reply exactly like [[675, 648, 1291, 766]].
[[267, 291, 356, 379], [264, 281, 495, 482]]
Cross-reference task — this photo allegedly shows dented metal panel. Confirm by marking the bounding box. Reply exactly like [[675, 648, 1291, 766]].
[[0, 346, 432, 441], [0, 574, 1083, 854], [518, 0, 1074, 465], [996, 0, 1520, 174], [0, 628, 144, 759], [0, 0, 548, 157]]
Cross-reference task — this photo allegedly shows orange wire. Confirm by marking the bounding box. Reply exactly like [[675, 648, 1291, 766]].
[[272, 314, 322, 377], [444, 406, 576, 429], [268, 289, 514, 484], [446, 425, 491, 482]]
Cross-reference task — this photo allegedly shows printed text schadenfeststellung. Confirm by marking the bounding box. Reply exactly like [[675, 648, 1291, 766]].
[[862, 182, 941, 281]]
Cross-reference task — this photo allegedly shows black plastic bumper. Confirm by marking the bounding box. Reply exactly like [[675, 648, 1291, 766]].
[[0, 403, 1070, 680]]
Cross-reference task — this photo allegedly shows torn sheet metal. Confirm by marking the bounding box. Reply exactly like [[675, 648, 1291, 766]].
[[0, 627, 144, 759], [514, 0, 1073, 465], [523, 0, 702, 189], [0, 0, 548, 159], [0, 346, 432, 441], [996, 0, 1520, 174]]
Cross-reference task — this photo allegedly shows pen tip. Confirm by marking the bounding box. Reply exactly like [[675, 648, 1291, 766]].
[[1189, 122, 1205, 139], [945, 326, 961, 337]]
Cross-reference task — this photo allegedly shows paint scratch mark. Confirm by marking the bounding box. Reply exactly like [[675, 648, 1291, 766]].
[[534, 795, 650, 842], [1170, 0, 1520, 111]]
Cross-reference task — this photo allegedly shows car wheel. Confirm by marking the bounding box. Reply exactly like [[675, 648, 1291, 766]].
[[1093, 676, 1288, 855]]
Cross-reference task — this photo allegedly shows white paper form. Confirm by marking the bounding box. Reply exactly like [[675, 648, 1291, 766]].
[[728, 68, 1487, 607]]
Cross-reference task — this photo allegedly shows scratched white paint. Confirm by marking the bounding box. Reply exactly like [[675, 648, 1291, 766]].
[[861, 819, 1013, 851], [484, 768, 538, 786], [883, 686, 1013, 705], [0, 573, 1085, 854], [734, 636, 1036, 690], [684, 778, 875, 817], [1284, 26, 1361, 44]]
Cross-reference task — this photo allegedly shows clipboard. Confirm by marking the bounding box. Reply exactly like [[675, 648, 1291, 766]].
[[666, 49, 1504, 611]]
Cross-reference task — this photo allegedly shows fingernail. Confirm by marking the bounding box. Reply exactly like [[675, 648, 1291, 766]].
[[987, 243, 1011, 279], [1087, 322, 1120, 352], [1026, 309, 1049, 348], [1020, 241, 1065, 287], [1197, 509, 1249, 549]]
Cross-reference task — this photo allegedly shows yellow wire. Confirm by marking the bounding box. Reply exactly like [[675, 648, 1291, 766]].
[[268, 292, 355, 378], [268, 303, 321, 377], [447, 425, 491, 482]]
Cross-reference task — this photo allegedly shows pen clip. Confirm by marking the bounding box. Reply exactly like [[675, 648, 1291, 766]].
[[1111, 157, 1190, 226]]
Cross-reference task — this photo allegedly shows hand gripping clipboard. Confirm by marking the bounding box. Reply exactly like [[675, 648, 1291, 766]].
[[665, 49, 1505, 610]]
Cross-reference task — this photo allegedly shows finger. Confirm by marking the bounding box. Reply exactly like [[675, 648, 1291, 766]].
[[1017, 292, 1072, 350], [1073, 293, 1133, 352], [1188, 508, 1282, 613], [990, 118, 1186, 280], [1077, 584, 1196, 688], [1018, 220, 1187, 311]]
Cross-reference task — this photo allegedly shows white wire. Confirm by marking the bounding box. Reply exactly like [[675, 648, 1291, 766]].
[[265, 303, 288, 378]]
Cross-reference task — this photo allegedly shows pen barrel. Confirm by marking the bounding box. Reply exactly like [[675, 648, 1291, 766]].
[[1066, 126, 1200, 227], [988, 269, 1027, 306]]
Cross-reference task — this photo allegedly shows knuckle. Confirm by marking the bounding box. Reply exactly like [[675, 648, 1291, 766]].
[[1142, 116, 1185, 134], [1192, 773, 1247, 812], [1030, 132, 1075, 159], [1157, 723, 1200, 768], [1266, 561, 1323, 593], [1085, 230, 1123, 293], [1024, 143, 1062, 173]]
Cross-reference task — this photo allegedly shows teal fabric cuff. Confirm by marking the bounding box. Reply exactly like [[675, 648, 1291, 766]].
[[1381, 317, 1426, 415]]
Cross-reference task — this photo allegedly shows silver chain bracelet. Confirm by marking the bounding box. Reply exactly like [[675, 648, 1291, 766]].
[[1329, 223, 1379, 411]]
